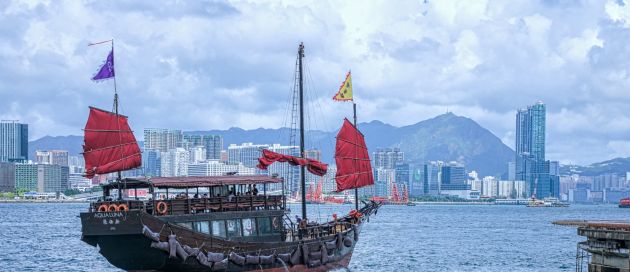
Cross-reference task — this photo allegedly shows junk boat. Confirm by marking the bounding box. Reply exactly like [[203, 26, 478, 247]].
[[80, 42, 381, 271]]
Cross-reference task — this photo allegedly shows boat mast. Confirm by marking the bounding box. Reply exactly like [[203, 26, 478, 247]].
[[298, 43, 307, 220], [353, 103, 359, 210], [111, 39, 123, 200]]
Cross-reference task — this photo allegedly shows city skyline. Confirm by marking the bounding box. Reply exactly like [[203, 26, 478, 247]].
[[2, 1, 630, 165]]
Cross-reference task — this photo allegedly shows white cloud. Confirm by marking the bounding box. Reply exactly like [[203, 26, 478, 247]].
[[1, 0, 630, 165]]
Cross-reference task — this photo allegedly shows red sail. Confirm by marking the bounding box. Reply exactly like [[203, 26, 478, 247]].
[[83, 107, 141, 178], [335, 118, 374, 192], [257, 149, 328, 176]]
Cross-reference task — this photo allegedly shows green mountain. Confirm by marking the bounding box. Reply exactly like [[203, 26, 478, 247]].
[[560, 157, 630, 176], [28, 113, 515, 176]]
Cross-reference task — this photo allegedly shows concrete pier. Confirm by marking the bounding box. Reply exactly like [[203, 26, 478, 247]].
[[554, 220, 630, 272]]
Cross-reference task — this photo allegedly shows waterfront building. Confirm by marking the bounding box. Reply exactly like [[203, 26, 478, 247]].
[[188, 160, 256, 177], [409, 165, 423, 197], [35, 150, 69, 166], [373, 148, 404, 169], [423, 161, 442, 195], [603, 187, 630, 203], [469, 179, 482, 191], [37, 164, 69, 193], [69, 173, 92, 192], [144, 128, 182, 153], [0, 162, 15, 192], [0, 121, 28, 162], [514, 102, 559, 198], [15, 164, 38, 191], [481, 176, 498, 198], [440, 162, 469, 190], [160, 148, 189, 177], [183, 134, 223, 160], [569, 183, 591, 203], [375, 168, 396, 197], [142, 148, 161, 177], [15, 163, 69, 193]]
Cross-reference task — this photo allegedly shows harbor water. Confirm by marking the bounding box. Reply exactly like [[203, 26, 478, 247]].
[[0, 203, 627, 271]]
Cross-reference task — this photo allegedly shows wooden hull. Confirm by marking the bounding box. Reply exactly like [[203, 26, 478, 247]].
[[81, 202, 380, 271]]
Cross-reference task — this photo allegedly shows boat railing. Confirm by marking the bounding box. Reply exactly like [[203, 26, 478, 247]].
[[147, 196, 284, 215], [285, 221, 353, 242], [89, 199, 145, 212], [91, 195, 285, 215]]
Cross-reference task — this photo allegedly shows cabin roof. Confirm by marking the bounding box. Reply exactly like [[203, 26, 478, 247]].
[[101, 175, 282, 190]]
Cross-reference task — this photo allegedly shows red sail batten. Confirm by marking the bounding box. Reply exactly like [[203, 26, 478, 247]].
[[335, 118, 374, 192], [257, 149, 328, 176], [83, 107, 141, 178]]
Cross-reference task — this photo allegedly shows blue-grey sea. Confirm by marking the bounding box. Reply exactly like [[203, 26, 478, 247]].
[[0, 203, 628, 271]]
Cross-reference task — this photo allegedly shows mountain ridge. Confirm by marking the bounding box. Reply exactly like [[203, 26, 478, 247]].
[[29, 113, 515, 176]]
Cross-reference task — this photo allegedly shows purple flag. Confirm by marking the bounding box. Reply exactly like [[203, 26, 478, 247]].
[[92, 50, 115, 81]]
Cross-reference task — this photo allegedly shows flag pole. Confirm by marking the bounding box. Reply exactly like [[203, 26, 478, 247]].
[[110, 39, 123, 200]]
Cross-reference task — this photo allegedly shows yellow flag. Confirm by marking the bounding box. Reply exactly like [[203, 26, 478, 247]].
[[333, 71, 353, 101]]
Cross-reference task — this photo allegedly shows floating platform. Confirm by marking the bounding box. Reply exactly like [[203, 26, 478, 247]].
[[553, 220, 630, 272]]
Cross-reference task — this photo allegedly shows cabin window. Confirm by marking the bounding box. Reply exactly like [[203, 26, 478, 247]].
[[177, 222, 193, 230], [211, 220, 226, 238], [242, 218, 257, 236], [193, 221, 210, 234], [257, 217, 272, 235], [226, 219, 242, 237]]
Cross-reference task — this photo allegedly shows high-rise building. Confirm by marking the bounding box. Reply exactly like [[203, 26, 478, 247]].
[[394, 163, 410, 192], [227, 143, 269, 168], [0, 162, 16, 192], [373, 148, 404, 169], [35, 150, 69, 166], [0, 121, 28, 162], [188, 161, 256, 177], [409, 165, 423, 197], [514, 102, 558, 198], [142, 148, 161, 177], [183, 134, 223, 160], [188, 146, 207, 164], [144, 128, 182, 153], [68, 156, 85, 174], [423, 161, 442, 195], [160, 148, 189, 177]]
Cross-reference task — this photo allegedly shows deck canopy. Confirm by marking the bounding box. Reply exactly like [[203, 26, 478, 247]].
[[102, 175, 282, 190]]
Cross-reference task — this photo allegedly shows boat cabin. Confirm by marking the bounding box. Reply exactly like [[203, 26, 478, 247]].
[[91, 175, 287, 242]]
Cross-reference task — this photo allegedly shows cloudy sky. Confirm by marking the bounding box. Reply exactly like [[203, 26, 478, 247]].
[[1, 0, 630, 165]]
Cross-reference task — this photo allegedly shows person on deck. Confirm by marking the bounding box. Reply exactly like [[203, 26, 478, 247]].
[[228, 189, 235, 202], [252, 184, 259, 196], [298, 217, 308, 240]]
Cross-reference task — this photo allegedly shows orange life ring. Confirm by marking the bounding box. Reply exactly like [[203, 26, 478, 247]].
[[97, 204, 108, 212], [117, 203, 129, 211], [108, 204, 118, 212], [156, 201, 168, 215]]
